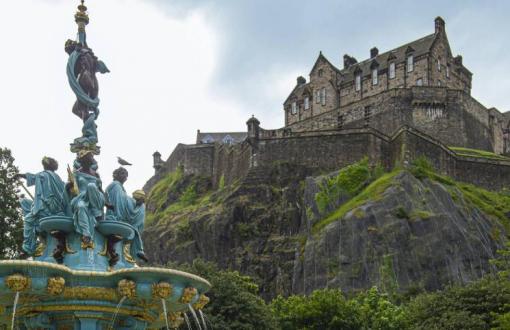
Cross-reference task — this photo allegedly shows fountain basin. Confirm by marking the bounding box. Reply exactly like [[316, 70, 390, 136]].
[[0, 260, 211, 329]]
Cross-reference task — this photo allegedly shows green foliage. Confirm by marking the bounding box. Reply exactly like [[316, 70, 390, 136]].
[[315, 158, 376, 214], [379, 255, 399, 301], [410, 156, 510, 230], [271, 288, 407, 330], [0, 148, 23, 258], [147, 167, 183, 212], [312, 169, 399, 234], [405, 277, 510, 329], [449, 146, 510, 161], [174, 260, 277, 330], [395, 206, 409, 219], [271, 289, 362, 330], [218, 174, 225, 190], [179, 184, 197, 205]]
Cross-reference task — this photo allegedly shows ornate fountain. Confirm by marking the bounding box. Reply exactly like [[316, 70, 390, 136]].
[[0, 2, 210, 329]]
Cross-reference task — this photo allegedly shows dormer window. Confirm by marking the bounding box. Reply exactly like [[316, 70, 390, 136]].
[[223, 135, 234, 145], [355, 74, 361, 91], [291, 102, 297, 115], [304, 96, 310, 110], [372, 69, 378, 85], [389, 62, 396, 79], [407, 55, 414, 72]]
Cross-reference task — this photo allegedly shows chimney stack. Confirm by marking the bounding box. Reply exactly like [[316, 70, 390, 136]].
[[435, 16, 445, 35], [343, 54, 358, 69], [297, 76, 306, 85], [370, 47, 379, 58]]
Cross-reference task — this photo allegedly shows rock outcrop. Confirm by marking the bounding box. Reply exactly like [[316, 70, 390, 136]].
[[143, 161, 508, 300]]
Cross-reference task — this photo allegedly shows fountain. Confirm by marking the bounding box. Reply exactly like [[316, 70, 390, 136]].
[[0, 1, 211, 329]]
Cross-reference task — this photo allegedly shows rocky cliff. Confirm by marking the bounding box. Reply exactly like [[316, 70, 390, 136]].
[[143, 159, 509, 300]]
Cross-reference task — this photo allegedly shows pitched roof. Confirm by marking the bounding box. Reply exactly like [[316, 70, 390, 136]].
[[196, 132, 247, 144], [338, 33, 437, 83], [284, 82, 313, 104]]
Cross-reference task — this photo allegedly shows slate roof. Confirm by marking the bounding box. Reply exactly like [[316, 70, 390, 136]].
[[337, 33, 437, 83], [196, 132, 247, 144]]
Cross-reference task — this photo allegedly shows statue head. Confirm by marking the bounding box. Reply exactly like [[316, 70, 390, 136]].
[[65, 39, 79, 55], [113, 167, 128, 184], [42, 157, 58, 171]]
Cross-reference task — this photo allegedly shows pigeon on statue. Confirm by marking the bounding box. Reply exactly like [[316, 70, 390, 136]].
[[117, 157, 132, 166]]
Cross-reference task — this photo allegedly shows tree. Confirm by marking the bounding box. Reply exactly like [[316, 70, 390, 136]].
[[0, 148, 23, 258], [174, 259, 277, 330]]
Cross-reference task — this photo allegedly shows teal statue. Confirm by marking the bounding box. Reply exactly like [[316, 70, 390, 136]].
[[16, 157, 67, 256], [65, 18, 109, 155], [69, 151, 105, 248], [105, 167, 148, 262]]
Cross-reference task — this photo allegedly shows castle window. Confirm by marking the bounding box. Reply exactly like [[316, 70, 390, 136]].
[[315, 90, 320, 104], [337, 114, 344, 129], [437, 80, 442, 87], [389, 62, 396, 79], [291, 102, 297, 115], [364, 106, 371, 127], [446, 64, 450, 78], [437, 58, 441, 71], [318, 69, 324, 77], [355, 74, 361, 91], [223, 135, 234, 145], [372, 69, 378, 85], [304, 96, 310, 110], [320, 88, 326, 105], [407, 55, 414, 72], [416, 78, 423, 86]]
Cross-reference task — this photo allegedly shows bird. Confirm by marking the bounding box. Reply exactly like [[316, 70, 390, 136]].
[[117, 157, 132, 166]]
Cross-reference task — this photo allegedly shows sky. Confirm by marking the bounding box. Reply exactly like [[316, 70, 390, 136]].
[[1, 0, 509, 192]]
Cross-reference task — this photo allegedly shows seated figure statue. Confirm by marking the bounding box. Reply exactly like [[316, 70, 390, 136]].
[[105, 167, 148, 262], [16, 157, 68, 256], [69, 151, 105, 249]]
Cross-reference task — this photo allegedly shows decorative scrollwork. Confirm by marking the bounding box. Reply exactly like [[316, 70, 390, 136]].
[[117, 279, 136, 299], [152, 282, 172, 300], [168, 312, 184, 328], [180, 287, 198, 304], [6, 274, 31, 292], [192, 294, 210, 310], [123, 242, 136, 264], [47, 277, 66, 296]]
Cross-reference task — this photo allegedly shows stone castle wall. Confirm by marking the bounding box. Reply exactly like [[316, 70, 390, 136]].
[[146, 125, 510, 193]]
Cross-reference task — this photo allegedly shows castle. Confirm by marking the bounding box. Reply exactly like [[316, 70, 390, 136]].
[[145, 17, 510, 192]]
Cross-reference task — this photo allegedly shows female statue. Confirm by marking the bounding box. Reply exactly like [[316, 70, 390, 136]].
[[69, 151, 105, 248]]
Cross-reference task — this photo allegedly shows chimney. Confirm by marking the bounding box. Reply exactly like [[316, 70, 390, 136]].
[[343, 54, 358, 69], [454, 55, 463, 66], [435, 16, 445, 35], [297, 76, 306, 85], [370, 47, 379, 58], [152, 151, 162, 172]]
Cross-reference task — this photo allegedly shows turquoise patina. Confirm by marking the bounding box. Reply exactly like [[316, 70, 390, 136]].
[[0, 2, 211, 329]]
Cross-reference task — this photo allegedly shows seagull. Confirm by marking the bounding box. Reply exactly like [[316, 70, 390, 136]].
[[117, 157, 132, 166]]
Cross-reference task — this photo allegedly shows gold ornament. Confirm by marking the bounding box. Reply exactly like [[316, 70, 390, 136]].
[[6, 274, 31, 292], [34, 239, 46, 257], [123, 243, 136, 264], [192, 294, 210, 310], [168, 312, 184, 328], [152, 282, 172, 300], [47, 277, 66, 296], [62, 287, 118, 302], [117, 279, 137, 299], [81, 239, 95, 250], [180, 287, 197, 304]]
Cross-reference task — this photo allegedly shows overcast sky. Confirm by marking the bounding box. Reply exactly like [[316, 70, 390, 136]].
[[1, 0, 509, 192]]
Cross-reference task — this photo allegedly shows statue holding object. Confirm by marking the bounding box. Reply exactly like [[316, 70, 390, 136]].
[[16, 157, 69, 257], [105, 167, 148, 263]]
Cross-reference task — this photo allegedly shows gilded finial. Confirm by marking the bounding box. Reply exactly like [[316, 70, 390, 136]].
[[75, 0, 89, 26]]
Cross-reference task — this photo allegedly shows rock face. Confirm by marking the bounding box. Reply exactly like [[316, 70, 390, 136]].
[[143, 163, 507, 300]]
